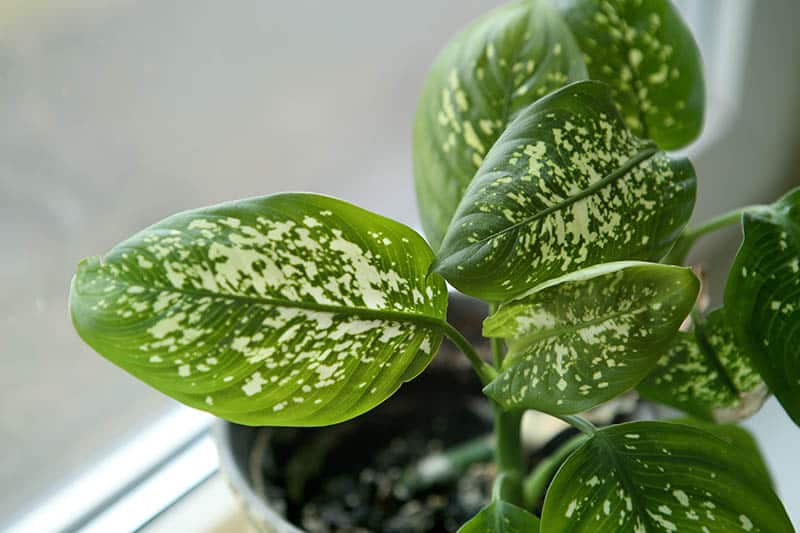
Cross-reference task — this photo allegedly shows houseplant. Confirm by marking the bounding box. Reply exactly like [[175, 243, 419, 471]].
[[69, 0, 799, 530]]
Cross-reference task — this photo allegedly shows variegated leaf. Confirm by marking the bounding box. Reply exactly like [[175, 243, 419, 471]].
[[638, 308, 768, 422], [459, 500, 540, 533], [559, 0, 705, 149], [433, 81, 696, 302], [413, 0, 587, 249], [70, 193, 448, 426], [483, 262, 698, 415], [541, 421, 792, 532], [726, 186, 800, 427]]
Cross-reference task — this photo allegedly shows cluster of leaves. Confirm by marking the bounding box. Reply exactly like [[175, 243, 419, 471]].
[[69, 0, 799, 531]]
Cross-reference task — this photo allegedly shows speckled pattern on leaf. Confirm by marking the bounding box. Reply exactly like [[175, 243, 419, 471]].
[[433, 81, 695, 302], [725, 186, 800, 427], [413, 0, 588, 249], [542, 421, 793, 532], [639, 308, 767, 422], [559, 0, 705, 149], [70, 193, 448, 426], [483, 261, 699, 415]]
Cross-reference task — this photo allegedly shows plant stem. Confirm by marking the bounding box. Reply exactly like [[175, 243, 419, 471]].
[[487, 309, 524, 505], [489, 304, 505, 367], [664, 205, 760, 264], [493, 405, 525, 506], [492, 471, 522, 503], [556, 415, 597, 436], [522, 433, 588, 509], [442, 322, 496, 385]]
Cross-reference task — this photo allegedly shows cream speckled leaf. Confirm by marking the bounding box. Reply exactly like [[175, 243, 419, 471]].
[[638, 308, 768, 422], [433, 81, 695, 302], [458, 500, 540, 533], [725, 187, 800, 427], [483, 262, 698, 415], [413, 0, 587, 249], [541, 421, 792, 532], [559, 0, 705, 149], [70, 193, 448, 426]]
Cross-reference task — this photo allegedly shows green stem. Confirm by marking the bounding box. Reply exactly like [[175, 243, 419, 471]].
[[664, 205, 760, 264], [492, 471, 523, 503], [442, 322, 496, 385], [493, 405, 525, 506], [556, 415, 597, 436], [487, 307, 524, 505], [489, 304, 505, 368], [523, 434, 588, 509]]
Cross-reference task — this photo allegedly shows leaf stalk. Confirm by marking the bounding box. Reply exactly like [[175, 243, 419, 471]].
[[664, 205, 762, 264], [556, 415, 597, 436], [441, 322, 496, 385]]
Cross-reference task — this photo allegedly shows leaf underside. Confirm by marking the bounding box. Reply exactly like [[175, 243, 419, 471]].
[[458, 500, 541, 533], [542, 421, 793, 532], [638, 308, 767, 422], [725, 187, 800, 427], [70, 193, 448, 426], [434, 80, 696, 302], [483, 261, 699, 415], [413, 0, 587, 249], [559, 0, 705, 149]]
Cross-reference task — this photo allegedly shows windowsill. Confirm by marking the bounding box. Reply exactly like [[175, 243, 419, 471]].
[[141, 474, 254, 533]]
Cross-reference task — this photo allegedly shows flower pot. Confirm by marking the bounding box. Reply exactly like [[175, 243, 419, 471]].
[[213, 294, 637, 532]]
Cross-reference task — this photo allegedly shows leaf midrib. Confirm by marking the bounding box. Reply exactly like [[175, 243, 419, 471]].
[[498, 273, 691, 367], [692, 318, 740, 398], [593, 432, 655, 531], [88, 270, 448, 331], [502, 306, 646, 366], [470, 145, 658, 248]]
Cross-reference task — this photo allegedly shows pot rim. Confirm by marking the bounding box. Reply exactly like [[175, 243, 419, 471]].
[[213, 421, 305, 533]]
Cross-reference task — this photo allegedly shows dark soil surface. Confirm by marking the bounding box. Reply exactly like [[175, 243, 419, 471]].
[[228, 297, 588, 532], [245, 357, 497, 532], [238, 297, 508, 532]]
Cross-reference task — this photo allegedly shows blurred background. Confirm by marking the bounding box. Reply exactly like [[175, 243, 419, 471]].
[[1, 0, 799, 530]]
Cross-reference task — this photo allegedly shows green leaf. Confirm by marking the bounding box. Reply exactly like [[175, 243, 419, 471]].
[[483, 262, 698, 415], [725, 187, 800, 426], [638, 308, 768, 422], [433, 80, 696, 302], [672, 418, 773, 487], [559, 0, 705, 149], [459, 500, 541, 533], [541, 421, 793, 532], [413, 0, 587, 249], [70, 193, 448, 427]]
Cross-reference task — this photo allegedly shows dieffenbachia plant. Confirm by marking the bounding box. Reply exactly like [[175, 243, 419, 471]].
[[70, 0, 797, 531]]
